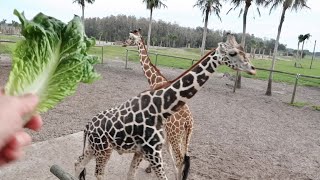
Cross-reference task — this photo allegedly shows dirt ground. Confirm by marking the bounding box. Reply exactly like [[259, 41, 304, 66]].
[[0, 56, 320, 180]]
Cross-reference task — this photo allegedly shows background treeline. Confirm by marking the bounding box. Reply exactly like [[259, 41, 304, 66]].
[[84, 14, 289, 54]]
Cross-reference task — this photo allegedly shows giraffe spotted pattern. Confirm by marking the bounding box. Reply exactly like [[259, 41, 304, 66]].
[[75, 33, 256, 180]]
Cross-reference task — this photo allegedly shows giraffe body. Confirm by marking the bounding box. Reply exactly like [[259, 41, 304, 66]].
[[127, 29, 193, 180], [75, 33, 256, 180]]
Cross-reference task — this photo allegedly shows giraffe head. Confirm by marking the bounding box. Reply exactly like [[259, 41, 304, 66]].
[[216, 33, 256, 75], [126, 28, 142, 46]]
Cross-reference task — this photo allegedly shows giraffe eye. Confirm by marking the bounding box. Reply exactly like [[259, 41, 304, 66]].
[[229, 51, 237, 57]]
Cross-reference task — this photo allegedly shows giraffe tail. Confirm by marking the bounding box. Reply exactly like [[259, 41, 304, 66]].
[[79, 123, 89, 180], [182, 155, 190, 180]]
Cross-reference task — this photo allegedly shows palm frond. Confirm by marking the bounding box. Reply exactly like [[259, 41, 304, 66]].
[[226, 7, 234, 15], [291, 0, 309, 11], [256, 7, 261, 16], [238, 8, 244, 17]]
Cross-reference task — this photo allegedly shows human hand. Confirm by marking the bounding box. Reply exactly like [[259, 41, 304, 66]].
[[0, 89, 43, 166]]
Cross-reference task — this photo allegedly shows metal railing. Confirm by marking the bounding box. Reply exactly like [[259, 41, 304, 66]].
[[253, 67, 320, 104], [125, 49, 196, 69], [124, 49, 319, 104]]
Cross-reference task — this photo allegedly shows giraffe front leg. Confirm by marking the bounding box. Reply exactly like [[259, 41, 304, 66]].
[[75, 148, 94, 180], [95, 149, 112, 180], [127, 152, 143, 180]]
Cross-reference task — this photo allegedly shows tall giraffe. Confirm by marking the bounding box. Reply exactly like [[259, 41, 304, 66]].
[[126, 28, 194, 180], [127, 29, 193, 180], [74, 33, 256, 180]]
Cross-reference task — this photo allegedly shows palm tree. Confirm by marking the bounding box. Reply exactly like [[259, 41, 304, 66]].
[[194, 0, 222, 56], [300, 33, 311, 60], [294, 34, 304, 67], [226, 0, 265, 88], [265, 0, 309, 96], [73, 0, 95, 26], [142, 0, 167, 50]]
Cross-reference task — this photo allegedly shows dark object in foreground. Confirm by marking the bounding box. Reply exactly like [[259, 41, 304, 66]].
[[50, 164, 77, 180]]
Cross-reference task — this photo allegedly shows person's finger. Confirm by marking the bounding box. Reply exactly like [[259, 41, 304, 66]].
[[0, 132, 31, 165], [6, 131, 32, 149], [1, 146, 24, 163], [15, 94, 39, 116], [24, 114, 43, 131]]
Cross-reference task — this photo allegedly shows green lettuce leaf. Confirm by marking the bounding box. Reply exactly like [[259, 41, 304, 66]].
[[5, 10, 100, 116]]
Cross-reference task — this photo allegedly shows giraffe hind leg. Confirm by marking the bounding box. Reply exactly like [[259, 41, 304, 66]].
[[181, 119, 193, 180], [75, 147, 94, 180], [145, 164, 152, 173], [95, 149, 112, 180], [168, 135, 183, 180], [127, 152, 143, 180], [143, 147, 168, 180]]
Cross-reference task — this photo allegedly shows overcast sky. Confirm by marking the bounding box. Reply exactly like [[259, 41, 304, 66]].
[[0, 0, 319, 51]]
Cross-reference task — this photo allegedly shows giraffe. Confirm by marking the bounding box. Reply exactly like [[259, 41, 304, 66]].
[[74, 33, 256, 180], [126, 28, 194, 180]]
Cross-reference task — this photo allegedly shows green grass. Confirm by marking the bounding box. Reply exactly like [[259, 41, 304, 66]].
[[0, 34, 24, 42], [312, 105, 320, 111], [1, 34, 319, 87], [288, 102, 309, 108], [0, 41, 16, 54]]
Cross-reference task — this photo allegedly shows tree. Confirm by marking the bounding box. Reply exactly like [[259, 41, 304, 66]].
[[0, 19, 7, 25], [194, 0, 222, 56], [250, 39, 257, 58], [265, 0, 309, 96], [258, 41, 265, 56], [142, 0, 167, 50], [226, 0, 265, 88], [73, 0, 95, 26], [294, 34, 304, 67], [300, 33, 311, 60]]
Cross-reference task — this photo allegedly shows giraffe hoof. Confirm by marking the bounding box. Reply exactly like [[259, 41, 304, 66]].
[[145, 167, 152, 173]]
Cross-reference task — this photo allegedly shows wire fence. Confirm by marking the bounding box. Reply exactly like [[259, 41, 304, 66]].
[[123, 49, 320, 105], [1, 41, 319, 105]]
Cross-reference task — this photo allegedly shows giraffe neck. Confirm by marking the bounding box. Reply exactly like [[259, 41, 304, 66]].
[[137, 41, 167, 88], [153, 49, 221, 117]]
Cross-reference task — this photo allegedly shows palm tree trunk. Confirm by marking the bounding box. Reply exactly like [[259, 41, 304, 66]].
[[237, 2, 251, 89], [300, 41, 305, 60], [266, 7, 287, 96], [241, 2, 250, 47], [81, 3, 85, 27], [295, 42, 300, 67], [147, 9, 153, 50], [200, 10, 209, 56]]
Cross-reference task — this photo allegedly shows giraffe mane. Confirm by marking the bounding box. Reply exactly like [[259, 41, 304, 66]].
[[152, 49, 216, 91], [139, 33, 168, 82]]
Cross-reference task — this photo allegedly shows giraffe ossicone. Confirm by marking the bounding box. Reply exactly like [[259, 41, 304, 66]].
[[75, 32, 256, 180]]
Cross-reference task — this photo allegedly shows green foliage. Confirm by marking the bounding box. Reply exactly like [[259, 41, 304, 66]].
[[142, 0, 167, 10], [83, 15, 288, 52], [5, 10, 100, 118]]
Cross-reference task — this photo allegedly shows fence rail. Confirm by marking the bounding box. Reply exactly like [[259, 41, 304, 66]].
[[1, 41, 319, 105], [124, 49, 319, 104], [125, 49, 196, 69]]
